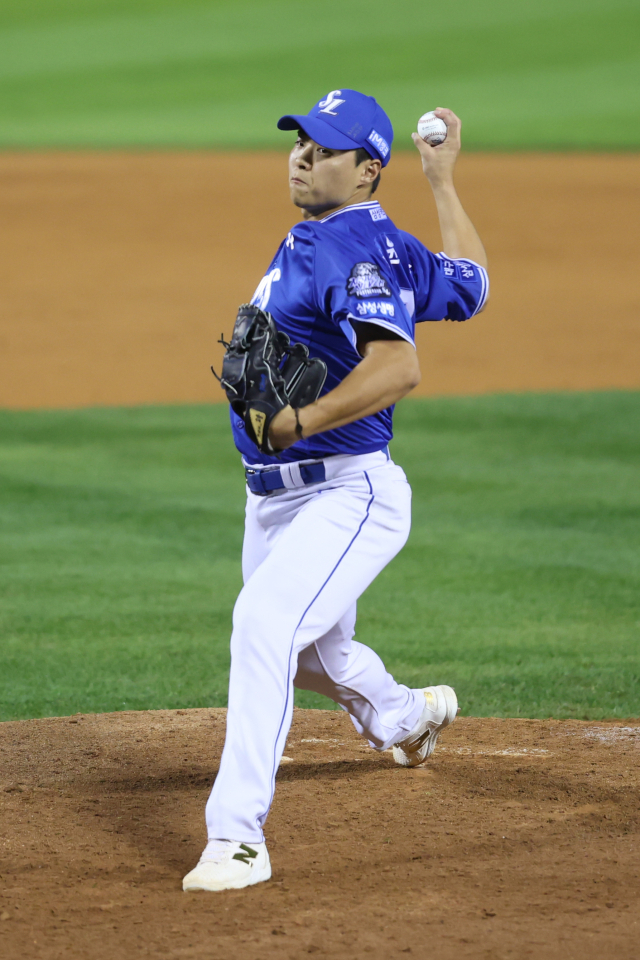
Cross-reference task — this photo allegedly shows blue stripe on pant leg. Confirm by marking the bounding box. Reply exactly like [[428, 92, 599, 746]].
[[259, 472, 376, 827]]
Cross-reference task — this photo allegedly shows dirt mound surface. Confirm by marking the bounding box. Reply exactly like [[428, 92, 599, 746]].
[[1, 708, 639, 959], [0, 151, 638, 409]]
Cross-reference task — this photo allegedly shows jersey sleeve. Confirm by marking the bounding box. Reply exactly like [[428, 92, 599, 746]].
[[404, 234, 489, 322], [314, 240, 415, 349]]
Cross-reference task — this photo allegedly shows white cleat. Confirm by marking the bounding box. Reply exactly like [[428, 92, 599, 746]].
[[392, 685, 458, 767], [182, 839, 271, 892]]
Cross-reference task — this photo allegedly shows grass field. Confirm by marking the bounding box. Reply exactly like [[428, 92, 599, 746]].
[[0, 0, 638, 148], [1, 392, 638, 723]]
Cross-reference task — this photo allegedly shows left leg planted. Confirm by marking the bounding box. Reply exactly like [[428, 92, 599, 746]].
[[183, 840, 271, 892], [206, 467, 412, 842]]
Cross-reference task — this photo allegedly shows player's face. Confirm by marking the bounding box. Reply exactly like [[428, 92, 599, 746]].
[[289, 133, 376, 218]]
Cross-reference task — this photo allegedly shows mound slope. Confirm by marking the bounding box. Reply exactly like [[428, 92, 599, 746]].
[[1, 708, 639, 959]]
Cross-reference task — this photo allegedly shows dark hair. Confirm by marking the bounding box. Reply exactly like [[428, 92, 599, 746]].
[[354, 147, 381, 195]]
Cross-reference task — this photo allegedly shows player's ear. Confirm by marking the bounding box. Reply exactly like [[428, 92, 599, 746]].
[[361, 158, 381, 186]]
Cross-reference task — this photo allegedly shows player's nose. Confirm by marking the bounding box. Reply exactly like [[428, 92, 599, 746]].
[[296, 143, 314, 166]]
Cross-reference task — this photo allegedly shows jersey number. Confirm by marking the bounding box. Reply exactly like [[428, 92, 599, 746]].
[[252, 268, 281, 311]]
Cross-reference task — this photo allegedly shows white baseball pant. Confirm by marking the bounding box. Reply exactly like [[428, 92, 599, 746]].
[[205, 450, 425, 843]]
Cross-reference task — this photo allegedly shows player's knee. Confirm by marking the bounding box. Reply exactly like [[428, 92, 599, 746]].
[[231, 589, 292, 652], [232, 594, 263, 639]]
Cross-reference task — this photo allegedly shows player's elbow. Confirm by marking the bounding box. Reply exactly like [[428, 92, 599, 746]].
[[400, 351, 421, 393], [407, 362, 421, 392]]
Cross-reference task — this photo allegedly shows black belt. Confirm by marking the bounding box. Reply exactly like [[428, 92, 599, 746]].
[[245, 461, 326, 496]]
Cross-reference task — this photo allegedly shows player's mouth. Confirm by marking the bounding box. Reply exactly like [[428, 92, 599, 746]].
[[290, 176, 307, 186]]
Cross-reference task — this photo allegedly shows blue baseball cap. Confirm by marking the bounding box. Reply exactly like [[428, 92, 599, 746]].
[[277, 89, 394, 167]]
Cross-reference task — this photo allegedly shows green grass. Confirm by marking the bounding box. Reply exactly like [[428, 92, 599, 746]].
[[0, 0, 638, 149], [1, 392, 638, 722]]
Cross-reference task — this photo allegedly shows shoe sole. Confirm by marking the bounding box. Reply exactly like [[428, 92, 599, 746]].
[[183, 862, 272, 892], [392, 684, 458, 768]]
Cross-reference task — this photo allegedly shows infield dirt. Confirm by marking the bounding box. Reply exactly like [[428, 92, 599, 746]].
[[1, 708, 639, 960], [0, 151, 639, 408]]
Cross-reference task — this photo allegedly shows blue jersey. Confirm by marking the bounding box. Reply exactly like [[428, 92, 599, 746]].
[[231, 199, 488, 465]]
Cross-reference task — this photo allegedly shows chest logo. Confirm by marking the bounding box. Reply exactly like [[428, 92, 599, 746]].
[[318, 90, 345, 116], [347, 262, 391, 299]]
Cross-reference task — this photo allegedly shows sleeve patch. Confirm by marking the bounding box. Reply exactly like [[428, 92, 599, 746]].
[[355, 301, 395, 317], [438, 257, 478, 283], [347, 262, 391, 298]]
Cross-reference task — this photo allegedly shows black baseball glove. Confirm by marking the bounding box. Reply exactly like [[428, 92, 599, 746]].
[[213, 303, 327, 455]]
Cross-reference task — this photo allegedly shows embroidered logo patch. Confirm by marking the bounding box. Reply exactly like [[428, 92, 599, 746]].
[[458, 262, 477, 282], [370, 207, 387, 222], [318, 90, 345, 116], [347, 262, 391, 299], [367, 129, 390, 158], [438, 258, 478, 283], [440, 258, 457, 278]]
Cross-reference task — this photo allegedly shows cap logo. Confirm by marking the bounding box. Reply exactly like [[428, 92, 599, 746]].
[[367, 129, 389, 158], [318, 90, 345, 116]]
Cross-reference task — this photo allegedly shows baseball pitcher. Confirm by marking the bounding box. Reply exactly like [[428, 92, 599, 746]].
[[183, 90, 489, 892]]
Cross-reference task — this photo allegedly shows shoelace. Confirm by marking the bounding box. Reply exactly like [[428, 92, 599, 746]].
[[200, 839, 233, 863]]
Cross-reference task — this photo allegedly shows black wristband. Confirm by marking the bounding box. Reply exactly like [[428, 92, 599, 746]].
[[294, 408, 304, 440]]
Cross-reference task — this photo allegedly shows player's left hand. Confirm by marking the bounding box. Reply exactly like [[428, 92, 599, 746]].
[[412, 108, 461, 188]]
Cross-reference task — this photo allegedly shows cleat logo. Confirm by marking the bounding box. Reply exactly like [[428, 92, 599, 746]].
[[424, 690, 437, 709], [232, 843, 259, 866]]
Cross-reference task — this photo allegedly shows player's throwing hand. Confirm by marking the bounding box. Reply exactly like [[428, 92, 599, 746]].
[[412, 107, 487, 269], [412, 107, 461, 187]]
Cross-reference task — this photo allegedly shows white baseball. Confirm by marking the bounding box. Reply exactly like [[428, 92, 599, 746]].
[[417, 111, 447, 146]]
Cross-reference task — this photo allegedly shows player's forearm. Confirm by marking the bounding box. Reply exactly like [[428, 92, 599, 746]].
[[430, 180, 488, 269], [412, 108, 488, 271], [270, 340, 420, 449], [304, 340, 420, 436]]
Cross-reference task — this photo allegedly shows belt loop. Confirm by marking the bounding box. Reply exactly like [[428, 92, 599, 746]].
[[280, 462, 303, 490]]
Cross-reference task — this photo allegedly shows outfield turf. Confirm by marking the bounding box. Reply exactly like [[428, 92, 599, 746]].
[[0, 0, 638, 149], [0, 392, 638, 722]]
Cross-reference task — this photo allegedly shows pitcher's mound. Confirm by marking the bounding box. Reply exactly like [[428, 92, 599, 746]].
[[1, 708, 639, 959]]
